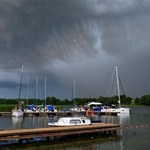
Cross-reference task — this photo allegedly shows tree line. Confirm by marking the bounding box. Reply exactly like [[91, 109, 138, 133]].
[[0, 94, 150, 106]]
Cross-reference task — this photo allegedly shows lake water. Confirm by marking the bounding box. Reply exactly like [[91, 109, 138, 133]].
[[0, 106, 150, 150]]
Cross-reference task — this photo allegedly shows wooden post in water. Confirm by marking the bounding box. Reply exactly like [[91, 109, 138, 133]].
[[19, 139, 23, 144], [113, 130, 117, 135], [46, 136, 50, 141]]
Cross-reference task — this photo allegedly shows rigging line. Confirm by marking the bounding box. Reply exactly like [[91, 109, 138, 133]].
[[25, 76, 29, 106], [72, 79, 81, 106], [118, 73, 125, 96], [105, 67, 117, 104], [105, 67, 116, 97]]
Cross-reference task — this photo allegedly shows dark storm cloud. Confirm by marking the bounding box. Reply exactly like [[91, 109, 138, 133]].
[[0, 0, 150, 98], [0, 0, 98, 69], [1, 0, 150, 69]]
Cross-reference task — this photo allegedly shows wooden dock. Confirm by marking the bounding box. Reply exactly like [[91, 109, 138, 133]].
[[0, 111, 119, 117], [0, 123, 120, 144]]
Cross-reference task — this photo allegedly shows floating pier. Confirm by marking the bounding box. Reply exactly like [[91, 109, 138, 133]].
[[0, 111, 119, 117], [0, 123, 120, 144]]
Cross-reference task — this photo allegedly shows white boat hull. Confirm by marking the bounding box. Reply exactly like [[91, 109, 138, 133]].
[[48, 117, 91, 126], [12, 110, 24, 117], [70, 107, 85, 112], [101, 107, 130, 114]]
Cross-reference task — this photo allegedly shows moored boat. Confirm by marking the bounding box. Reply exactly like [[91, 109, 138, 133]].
[[48, 116, 91, 126], [12, 108, 24, 117], [11, 65, 24, 117], [101, 66, 130, 115], [101, 106, 130, 114], [87, 102, 102, 112]]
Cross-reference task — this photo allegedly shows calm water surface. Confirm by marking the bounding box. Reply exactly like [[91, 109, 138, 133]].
[[0, 106, 150, 150]]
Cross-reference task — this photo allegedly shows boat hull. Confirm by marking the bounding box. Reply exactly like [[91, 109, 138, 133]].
[[101, 107, 130, 114], [12, 110, 24, 117], [48, 117, 91, 126]]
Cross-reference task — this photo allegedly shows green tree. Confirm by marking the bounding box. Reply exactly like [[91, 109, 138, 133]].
[[140, 95, 150, 106]]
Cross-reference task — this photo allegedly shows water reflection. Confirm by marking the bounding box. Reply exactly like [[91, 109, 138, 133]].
[[119, 114, 130, 125], [100, 113, 131, 150], [1, 113, 131, 130], [11, 116, 49, 129], [1, 136, 121, 150], [0, 106, 150, 150], [101, 113, 130, 126], [12, 117, 24, 129]]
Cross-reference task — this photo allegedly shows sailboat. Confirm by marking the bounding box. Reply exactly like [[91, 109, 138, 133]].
[[70, 80, 85, 112], [12, 65, 24, 117], [101, 66, 130, 114], [70, 80, 79, 111]]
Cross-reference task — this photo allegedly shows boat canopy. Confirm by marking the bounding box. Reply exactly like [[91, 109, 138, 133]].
[[88, 102, 102, 106], [28, 105, 36, 110], [47, 105, 54, 111]]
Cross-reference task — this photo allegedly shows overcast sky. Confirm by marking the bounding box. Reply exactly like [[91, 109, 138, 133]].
[[0, 0, 150, 99]]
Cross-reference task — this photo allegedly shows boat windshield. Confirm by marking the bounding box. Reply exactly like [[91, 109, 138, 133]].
[[70, 119, 81, 124]]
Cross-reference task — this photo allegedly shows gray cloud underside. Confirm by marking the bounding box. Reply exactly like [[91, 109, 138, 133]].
[[0, 0, 150, 69], [0, 0, 150, 98]]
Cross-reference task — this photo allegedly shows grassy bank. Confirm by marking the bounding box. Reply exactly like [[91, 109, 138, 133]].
[[0, 104, 16, 112]]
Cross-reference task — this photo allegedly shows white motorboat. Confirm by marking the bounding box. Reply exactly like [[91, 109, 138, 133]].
[[48, 116, 91, 126], [101, 106, 130, 114], [115, 107, 130, 114], [87, 102, 102, 112]]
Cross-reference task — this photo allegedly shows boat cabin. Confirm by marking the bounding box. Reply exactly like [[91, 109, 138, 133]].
[[87, 102, 102, 112], [48, 117, 91, 126]]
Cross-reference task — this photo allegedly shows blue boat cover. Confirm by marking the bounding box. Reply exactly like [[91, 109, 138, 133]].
[[47, 105, 54, 111], [28, 105, 35, 110]]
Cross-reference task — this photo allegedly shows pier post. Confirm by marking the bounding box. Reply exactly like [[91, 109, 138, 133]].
[[19, 139, 23, 144], [113, 130, 117, 135], [108, 130, 111, 135], [46, 136, 50, 141]]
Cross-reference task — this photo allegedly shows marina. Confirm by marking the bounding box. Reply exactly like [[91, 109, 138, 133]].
[[0, 1, 150, 149], [0, 106, 150, 150]]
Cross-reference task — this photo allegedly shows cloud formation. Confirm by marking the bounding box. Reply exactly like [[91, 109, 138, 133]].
[[0, 0, 150, 98]]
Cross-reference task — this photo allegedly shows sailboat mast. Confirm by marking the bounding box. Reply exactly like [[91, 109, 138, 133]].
[[18, 64, 24, 101], [115, 66, 121, 108], [26, 76, 29, 107], [73, 79, 76, 106], [35, 76, 38, 106], [44, 76, 47, 106]]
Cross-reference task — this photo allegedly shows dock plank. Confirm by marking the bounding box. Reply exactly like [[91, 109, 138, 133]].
[[0, 123, 120, 142], [0, 111, 119, 117]]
